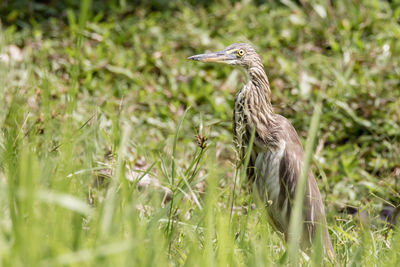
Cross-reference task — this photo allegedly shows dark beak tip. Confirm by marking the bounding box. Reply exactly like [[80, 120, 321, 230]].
[[187, 55, 197, 61]]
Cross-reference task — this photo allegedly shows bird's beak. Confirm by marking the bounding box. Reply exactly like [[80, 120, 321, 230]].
[[187, 50, 236, 64]]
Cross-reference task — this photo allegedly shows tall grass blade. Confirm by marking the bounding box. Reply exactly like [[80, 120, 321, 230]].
[[167, 108, 188, 240], [288, 100, 322, 264], [100, 123, 131, 236], [230, 127, 256, 221]]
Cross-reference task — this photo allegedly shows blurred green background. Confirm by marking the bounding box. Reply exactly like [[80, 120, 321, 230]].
[[1, 0, 400, 266]]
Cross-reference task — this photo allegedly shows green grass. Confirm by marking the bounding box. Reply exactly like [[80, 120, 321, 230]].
[[1, 0, 400, 266]]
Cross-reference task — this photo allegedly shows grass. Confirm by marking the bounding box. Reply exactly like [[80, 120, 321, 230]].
[[1, 0, 400, 266]]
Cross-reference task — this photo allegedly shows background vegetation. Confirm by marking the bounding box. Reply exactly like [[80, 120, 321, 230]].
[[1, 0, 400, 265]]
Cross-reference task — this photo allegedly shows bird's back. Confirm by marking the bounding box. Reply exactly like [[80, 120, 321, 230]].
[[269, 115, 332, 252]]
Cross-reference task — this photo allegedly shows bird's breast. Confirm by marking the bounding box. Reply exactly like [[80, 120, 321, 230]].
[[233, 87, 290, 233], [255, 142, 289, 232]]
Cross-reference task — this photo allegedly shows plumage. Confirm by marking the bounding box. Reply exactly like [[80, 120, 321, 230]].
[[188, 43, 334, 258]]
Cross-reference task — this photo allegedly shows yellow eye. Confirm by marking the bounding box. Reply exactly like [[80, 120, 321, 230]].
[[237, 49, 245, 56]]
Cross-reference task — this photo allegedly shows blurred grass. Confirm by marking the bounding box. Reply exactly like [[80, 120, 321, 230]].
[[1, 0, 400, 266]]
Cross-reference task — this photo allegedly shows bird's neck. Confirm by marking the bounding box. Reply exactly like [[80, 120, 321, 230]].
[[244, 64, 278, 144], [246, 64, 274, 116], [248, 65, 272, 104]]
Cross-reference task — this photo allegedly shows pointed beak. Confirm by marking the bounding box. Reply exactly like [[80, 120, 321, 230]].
[[187, 51, 236, 63]]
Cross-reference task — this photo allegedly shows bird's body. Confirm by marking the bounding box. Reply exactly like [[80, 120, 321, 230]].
[[188, 43, 333, 257]]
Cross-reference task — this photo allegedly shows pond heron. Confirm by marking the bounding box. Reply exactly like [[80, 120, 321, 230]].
[[188, 43, 334, 258]]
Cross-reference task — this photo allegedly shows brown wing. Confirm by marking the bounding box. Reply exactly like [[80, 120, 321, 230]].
[[276, 115, 334, 256], [277, 114, 304, 207]]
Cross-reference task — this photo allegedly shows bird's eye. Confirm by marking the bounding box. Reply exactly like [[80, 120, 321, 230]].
[[237, 49, 245, 56]]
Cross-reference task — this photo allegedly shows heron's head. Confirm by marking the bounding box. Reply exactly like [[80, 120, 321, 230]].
[[187, 43, 261, 69]]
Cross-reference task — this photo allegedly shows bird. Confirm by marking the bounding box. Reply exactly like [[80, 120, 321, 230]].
[[188, 43, 334, 258]]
